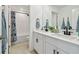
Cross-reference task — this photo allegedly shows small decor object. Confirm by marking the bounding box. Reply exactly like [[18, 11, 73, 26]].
[[49, 26, 58, 33], [36, 18, 40, 29], [46, 19, 49, 27], [76, 16, 79, 36], [61, 18, 65, 29], [67, 17, 72, 30], [45, 19, 49, 31]]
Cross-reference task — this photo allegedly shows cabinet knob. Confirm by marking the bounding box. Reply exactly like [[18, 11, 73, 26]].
[[36, 38, 38, 43], [57, 51, 59, 54], [53, 50, 56, 54]]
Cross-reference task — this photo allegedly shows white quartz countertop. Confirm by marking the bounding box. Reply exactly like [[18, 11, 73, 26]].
[[33, 30, 79, 46]]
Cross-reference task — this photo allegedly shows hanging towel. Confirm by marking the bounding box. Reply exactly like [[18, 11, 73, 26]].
[[76, 16, 79, 36], [2, 11, 7, 54], [61, 18, 65, 29], [11, 11, 17, 42]]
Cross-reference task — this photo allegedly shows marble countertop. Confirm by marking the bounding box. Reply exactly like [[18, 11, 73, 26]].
[[33, 30, 79, 46]]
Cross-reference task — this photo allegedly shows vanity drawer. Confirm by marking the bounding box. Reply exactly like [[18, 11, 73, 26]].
[[46, 42, 57, 54], [46, 36, 79, 54], [46, 36, 57, 45], [46, 42, 66, 54]]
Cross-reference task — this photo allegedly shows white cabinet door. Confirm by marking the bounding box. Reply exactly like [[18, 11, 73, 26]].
[[33, 32, 39, 53], [0, 40, 2, 54], [33, 32, 43, 53], [57, 48, 66, 54], [42, 35, 46, 54], [37, 34, 43, 53], [46, 42, 66, 54], [58, 50, 66, 54], [46, 42, 57, 54]]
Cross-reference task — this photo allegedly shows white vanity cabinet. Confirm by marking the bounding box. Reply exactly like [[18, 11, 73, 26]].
[[46, 36, 79, 54], [46, 43, 66, 54], [33, 32, 44, 54], [45, 36, 67, 54], [46, 38, 66, 54], [33, 30, 79, 54], [46, 42, 57, 54], [33, 31, 68, 54], [46, 43, 65, 54], [33, 31, 66, 54]]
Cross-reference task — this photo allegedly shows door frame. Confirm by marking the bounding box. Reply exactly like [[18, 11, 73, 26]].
[[8, 8, 30, 53]]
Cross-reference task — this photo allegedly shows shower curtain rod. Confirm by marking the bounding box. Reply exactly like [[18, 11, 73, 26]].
[[12, 11, 29, 16]]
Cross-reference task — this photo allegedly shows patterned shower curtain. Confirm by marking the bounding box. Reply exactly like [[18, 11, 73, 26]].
[[2, 10, 7, 54], [11, 11, 17, 42]]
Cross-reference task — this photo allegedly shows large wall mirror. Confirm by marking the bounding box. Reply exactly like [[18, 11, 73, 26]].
[[42, 5, 79, 35], [42, 5, 59, 32]]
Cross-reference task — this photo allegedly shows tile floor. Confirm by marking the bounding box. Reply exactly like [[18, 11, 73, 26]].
[[9, 40, 36, 54]]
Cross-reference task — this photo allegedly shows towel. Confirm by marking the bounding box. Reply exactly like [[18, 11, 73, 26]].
[[2, 11, 7, 54]]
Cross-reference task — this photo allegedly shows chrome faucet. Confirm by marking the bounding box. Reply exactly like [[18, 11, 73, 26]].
[[64, 26, 72, 35]]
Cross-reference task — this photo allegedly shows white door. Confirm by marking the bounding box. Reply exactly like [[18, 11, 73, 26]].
[[15, 12, 29, 43]]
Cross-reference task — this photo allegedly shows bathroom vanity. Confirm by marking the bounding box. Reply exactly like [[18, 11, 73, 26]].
[[30, 5, 79, 54], [33, 30, 79, 54]]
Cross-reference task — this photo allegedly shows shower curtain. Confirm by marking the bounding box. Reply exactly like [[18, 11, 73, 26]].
[[11, 11, 17, 42], [2, 10, 7, 54]]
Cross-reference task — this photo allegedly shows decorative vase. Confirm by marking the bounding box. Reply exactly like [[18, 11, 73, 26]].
[[36, 18, 40, 29], [61, 17, 65, 29]]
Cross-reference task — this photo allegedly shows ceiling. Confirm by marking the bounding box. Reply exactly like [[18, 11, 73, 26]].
[[51, 5, 67, 9], [9, 5, 30, 12]]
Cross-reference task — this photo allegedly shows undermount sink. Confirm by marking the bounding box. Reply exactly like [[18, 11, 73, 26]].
[[51, 33, 77, 40]]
